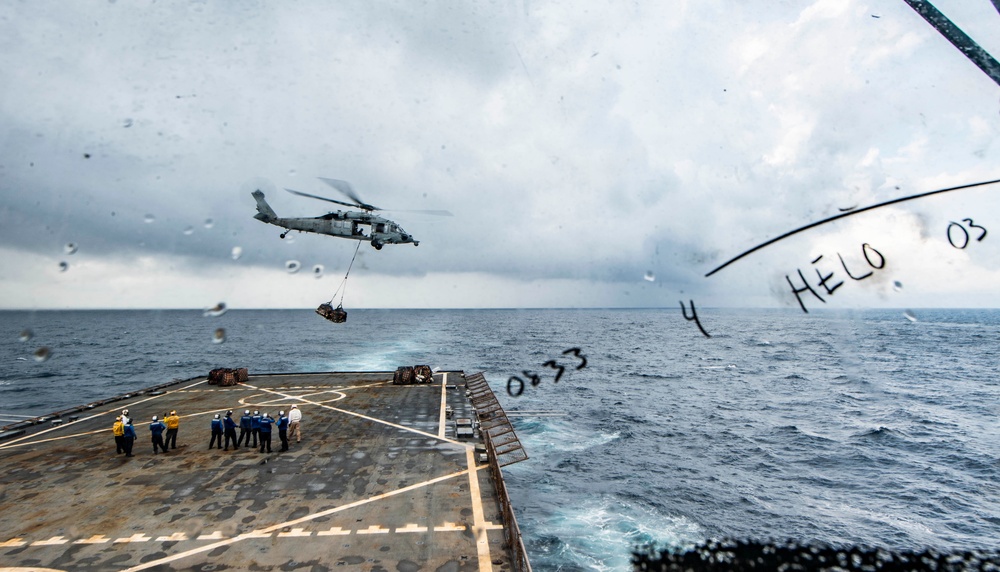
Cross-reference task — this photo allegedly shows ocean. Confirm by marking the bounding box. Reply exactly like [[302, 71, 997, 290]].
[[1, 308, 998, 570]]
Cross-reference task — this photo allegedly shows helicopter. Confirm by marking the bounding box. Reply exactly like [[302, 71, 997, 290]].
[[251, 177, 451, 249]]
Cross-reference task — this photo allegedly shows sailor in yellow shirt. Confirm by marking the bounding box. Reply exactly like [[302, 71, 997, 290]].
[[164, 410, 180, 450], [112, 416, 125, 455]]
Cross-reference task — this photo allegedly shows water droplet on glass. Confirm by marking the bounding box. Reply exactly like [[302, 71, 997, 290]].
[[231, 246, 243, 260], [285, 235, 296, 244], [285, 260, 301, 273], [643, 271, 655, 282], [212, 328, 226, 344], [58, 261, 69, 272], [312, 264, 324, 278], [19, 329, 33, 342], [183, 226, 195, 236], [64, 243, 78, 255], [893, 280, 903, 292], [288, 169, 297, 176], [203, 302, 227, 317], [33, 347, 51, 362], [122, 118, 133, 128], [903, 310, 918, 322], [204, 218, 214, 229], [144, 214, 156, 223]]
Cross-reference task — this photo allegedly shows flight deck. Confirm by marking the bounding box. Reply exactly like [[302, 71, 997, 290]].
[[0, 370, 529, 571]]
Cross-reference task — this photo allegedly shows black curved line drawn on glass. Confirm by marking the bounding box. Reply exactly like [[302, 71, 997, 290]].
[[704, 178, 1000, 277], [680, 300, 711, 338]]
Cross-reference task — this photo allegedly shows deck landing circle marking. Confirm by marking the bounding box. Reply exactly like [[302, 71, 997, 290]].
[[239, 390, 347, 408]]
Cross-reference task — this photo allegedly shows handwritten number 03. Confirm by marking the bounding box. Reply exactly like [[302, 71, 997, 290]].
[[948, 219, 987, 249]]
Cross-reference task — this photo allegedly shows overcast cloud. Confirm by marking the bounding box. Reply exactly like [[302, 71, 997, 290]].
[[1, 0, 998, 309]]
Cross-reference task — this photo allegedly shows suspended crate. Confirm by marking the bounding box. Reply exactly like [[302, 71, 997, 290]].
[[316, 302, 348, 323]]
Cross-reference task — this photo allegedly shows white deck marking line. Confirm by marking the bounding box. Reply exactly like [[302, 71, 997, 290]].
[[395, 524, 428, 533], [467, 448, 493, 572], [316, 527, 351, 536], [0, 379, 208, 450], [276, 528, 311, 537], [30, 536, 68, 546], [356, 525, 390, 535], [74, 535, 110, 544], [197, 531, 226, 540], [433, 522, 465, 532], [155, 533, 188, 542], [251, 385, 465, 446], [122, 468, 469, 572], [114, 534, 151, 543], [438, 372, 449, 438], [0, 406, 237, 450], [0, 538, 27, 547]]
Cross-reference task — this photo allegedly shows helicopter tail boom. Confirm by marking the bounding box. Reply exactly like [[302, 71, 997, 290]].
[[252, 190, 278, 221]]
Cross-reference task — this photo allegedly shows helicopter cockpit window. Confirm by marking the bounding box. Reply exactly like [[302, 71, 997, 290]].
[[1, 2, 998, 571]]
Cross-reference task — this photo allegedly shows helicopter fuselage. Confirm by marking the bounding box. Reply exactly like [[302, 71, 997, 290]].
[[252, 190, 418, 249]]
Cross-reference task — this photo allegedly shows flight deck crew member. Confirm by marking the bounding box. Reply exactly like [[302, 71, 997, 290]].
[[122, 420, 136, 457], [237, 410, 252, 447], [250, 410, 262, 448], [277, 410, 289, 452], [112, 416, 125, 454], [223, 410, 239, 450], [258, 412, 273, 453], [121, 409, 131, 427], [150, 416, 168, 454], [165, 410, 180, 449], [209, 414, 224, 449], [288, 404, 302, 443]]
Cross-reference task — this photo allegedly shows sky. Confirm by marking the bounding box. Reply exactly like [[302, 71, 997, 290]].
[[1, 0, 999, 309]]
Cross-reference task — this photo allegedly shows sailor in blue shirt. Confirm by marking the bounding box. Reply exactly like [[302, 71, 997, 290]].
[[237, 409, 252, 447], [277, 411, 289, 452], [209, 414, 224, 450], [250, 410, 262, 448], [122, 420, 137, 457], [258, 412, 273, 453], [149, 415, 168, 454], [223, 410, 239, 451]]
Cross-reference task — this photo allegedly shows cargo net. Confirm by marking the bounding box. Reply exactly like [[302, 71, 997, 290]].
[[207, 368, 248, 386], [465, 372, 528, 467], [632, 539, 1000, 571]]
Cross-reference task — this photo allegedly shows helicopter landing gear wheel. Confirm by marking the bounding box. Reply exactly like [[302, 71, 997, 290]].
[[371, 239, 383, 250], [280, 231, 288, 239]]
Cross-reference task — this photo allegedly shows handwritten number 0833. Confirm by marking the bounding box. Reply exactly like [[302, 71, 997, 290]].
[[947, 218, 986, 249]]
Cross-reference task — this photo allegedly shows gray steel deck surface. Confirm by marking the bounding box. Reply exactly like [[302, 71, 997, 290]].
[[0, 371, 514, 571]]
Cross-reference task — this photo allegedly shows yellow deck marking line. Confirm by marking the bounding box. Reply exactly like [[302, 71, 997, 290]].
[[122, 467, 469, 572], [438, 373, 449, 438], [0, 538, 26, 547], [467, 448, 493, 572], [250, 385, 465, 446], [316, 526, 351, 536], [0, 379, 208, 450]]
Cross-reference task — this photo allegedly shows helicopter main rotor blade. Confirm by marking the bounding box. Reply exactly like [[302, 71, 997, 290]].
[[383, 208, 454, 217], [284, 188, 359, 209], [318, 177, 379, 211]]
